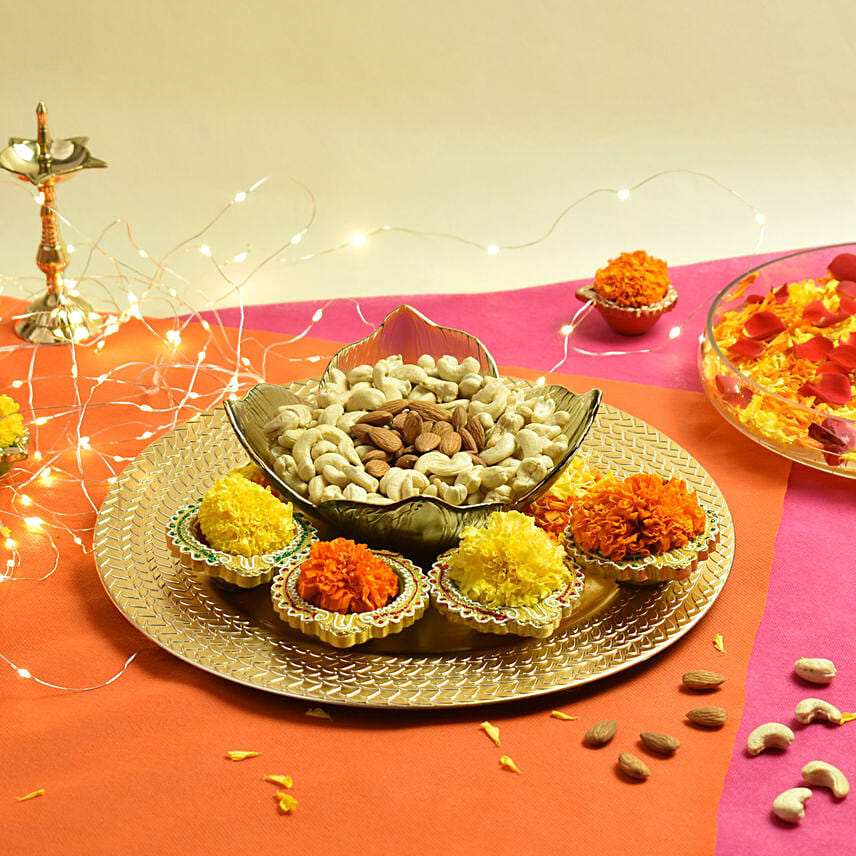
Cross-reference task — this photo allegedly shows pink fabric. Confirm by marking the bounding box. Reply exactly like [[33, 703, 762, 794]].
[[208, 247, 855, 854]]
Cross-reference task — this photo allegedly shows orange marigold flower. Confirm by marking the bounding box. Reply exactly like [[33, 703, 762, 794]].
[[568, 473, 706, 561], [592, 250, 670, 308], [296, 538, 399, 614]]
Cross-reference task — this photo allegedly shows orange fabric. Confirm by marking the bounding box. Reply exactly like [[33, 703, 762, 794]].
[[1, 305, 790, 855]]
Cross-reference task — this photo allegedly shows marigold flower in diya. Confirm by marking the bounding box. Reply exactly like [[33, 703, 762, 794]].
[[567, 473, 706, 563], [577, 250, 677, 335], [0, 394, 25, 448], [296, 538, 399, 614], [197, 472, 295, 557], [446, 511, 571, 608], [593, 251, 671, 308]]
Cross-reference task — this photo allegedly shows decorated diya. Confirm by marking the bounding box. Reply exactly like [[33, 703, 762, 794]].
[[576, 250, 677, 336], [563, 473, 719, 584], [270, 538, 429, 647], [168, 472, 316, 588], [430, 511, 585, 637]]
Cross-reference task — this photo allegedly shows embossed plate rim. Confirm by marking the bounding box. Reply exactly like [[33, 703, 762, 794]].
[[93, 399, 735, 709]]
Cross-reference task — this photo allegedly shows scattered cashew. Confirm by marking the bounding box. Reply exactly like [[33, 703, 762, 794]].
[[746, 722, 795, 756], [794, 658, 836, 684], [795, 698, 843, 725], [801, 761, 850, 798], [772, 787, 812, 823]]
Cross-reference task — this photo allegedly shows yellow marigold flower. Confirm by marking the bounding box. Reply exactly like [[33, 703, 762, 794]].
[[198, 473, 294, 557], [0, 395, 25, 449], [592, 250, 670, 308], [276, 792, 298, 813], [447, 511, 570, 608]]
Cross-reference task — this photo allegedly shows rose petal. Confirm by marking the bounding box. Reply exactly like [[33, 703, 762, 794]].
[[799, 373, 853, 406], [792, 336, 835, 363], [836, 280, 856, 299], [829, 253, 856, 283], [804, 300, 848, 327], [817, 360, 849, 375], [830, 344, 856, 371], [839, 295, 856, 316], [743, 311, 786, 340], [715, 374, 753, 408], [746, 294, 764, 304], [729, 338, 766, 359], [808, 416, 856, 465], [773, 283, 790, 304], [841, 332, 856, 347]]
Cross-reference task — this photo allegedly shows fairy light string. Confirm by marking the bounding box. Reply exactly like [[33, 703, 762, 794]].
[[0, 167, 766, 692]]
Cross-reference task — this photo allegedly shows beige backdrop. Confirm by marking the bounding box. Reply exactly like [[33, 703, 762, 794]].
[[2, 0, 855, 314]]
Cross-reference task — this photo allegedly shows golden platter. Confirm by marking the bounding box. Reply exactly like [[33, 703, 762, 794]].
[[93, 399, 735, 708]]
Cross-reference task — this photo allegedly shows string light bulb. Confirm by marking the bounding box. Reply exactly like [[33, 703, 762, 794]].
[[617, 188, 631, 201]]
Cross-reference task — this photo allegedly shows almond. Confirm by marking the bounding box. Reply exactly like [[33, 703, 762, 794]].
[[395, 454, 419, 469], [367, 426, 403, 454], [640, 731, 680, 756], [433, 421, 453, 436], [361, 448, 391, 463], [467, 453, 486, 467], [438, 431, 462, 456], [364, 459, 390, 478], [459, 427, 478, 452], [584, 719, 617, 746], [410, 401, 451, 421], [686, 706, 727, 728], [392, 412, 409, 431], [465, 418, 485, 450], [402, 411, 423, 445], [355, 410, 392, 426], [682, 670, 726, 690], [618, 752, 650, 780], [421, 420, 435, 434], [452, 404, 468, 430], [350, 423, 373, 443], [382, 399, 411, 415], [414, 432, 441, 453]]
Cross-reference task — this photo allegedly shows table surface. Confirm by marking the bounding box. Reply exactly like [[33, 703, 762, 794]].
[[2, 250, 854, 855]]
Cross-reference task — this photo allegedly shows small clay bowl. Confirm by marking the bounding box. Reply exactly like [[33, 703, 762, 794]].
[[167, 501, 317, 588], [429, 549, 585, 638], [575, 284, 678, 336]]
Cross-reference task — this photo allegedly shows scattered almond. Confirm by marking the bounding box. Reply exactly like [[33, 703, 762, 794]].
[[640, 731, 680, 755], [686, 706, 728, 728], [584, 719, 618, 746], [682, 670, 726, 690], [618, 752, 650, 780]]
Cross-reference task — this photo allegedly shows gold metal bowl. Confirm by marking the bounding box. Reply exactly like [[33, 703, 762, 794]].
[[225, 305, 601, 553]]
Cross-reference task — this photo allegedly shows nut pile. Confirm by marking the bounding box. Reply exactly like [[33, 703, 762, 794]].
[[266, 354, 574, 506]]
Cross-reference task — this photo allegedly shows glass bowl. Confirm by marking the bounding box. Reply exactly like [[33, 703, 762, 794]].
[[699, 243, 856, 477], [226, 305, 602, 553]]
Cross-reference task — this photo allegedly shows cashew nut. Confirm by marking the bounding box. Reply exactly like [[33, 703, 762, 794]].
[[418, 376, 459, 402], [416, 354, 437, 373], [318, 403, 345, 426], [342, 463, 379, 494], [344, 386, 387, 412], [390, 364, 429, 385], [746, 722, 795, 756], [293, 428, 322, 481], [380, 467, 408, 502], [794, 658, 836, 685], [795, 698, 843, 725], [314, 424, 361, 464], [276, 428, 303, 449], [772, 787, 812, 823], [345, 365, 373, 385], [515, 428, 544, 460], [407, 385, 437, 402], [436, 481, 468, 505], [479, 433, 516, 465], [457, 372, 484, 398], [399, 470, 429, 499], [343, 483, 368, 501], [801, 761, 850, 798], [414, 451, 473, 477], [264, 403, 314, 434], [310, 441, 338, 460], [437, 355, 480, 383]]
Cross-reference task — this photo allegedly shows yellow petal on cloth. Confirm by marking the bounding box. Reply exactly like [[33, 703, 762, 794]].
[[500, 755, 521, 773], [305, 707, 332, 719], [264, 774, 293, 788], [226, 751, 260, 761], [16, 789, 45, 801], [840, 712, 856, 724], [276, 792, 298, 813], [480, 721, 501, 746], [713, 634, 726, 654], [550, 710, 579, 721]]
